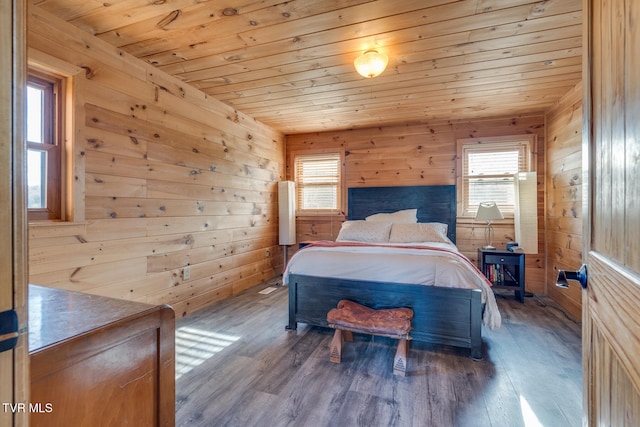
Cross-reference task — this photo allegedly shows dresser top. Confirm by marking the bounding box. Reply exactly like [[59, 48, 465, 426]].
[[28, 284, 161, 353]]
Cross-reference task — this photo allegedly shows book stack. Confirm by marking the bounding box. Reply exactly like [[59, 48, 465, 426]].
[[486, 264, 504, 285]]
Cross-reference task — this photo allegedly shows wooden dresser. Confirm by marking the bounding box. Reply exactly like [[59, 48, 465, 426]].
[[28, 285, 175, 426]]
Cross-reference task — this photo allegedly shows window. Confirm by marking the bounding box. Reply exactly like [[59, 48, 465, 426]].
[[27, 72, 63, 220], [458, 136, 534, 217], [294, 152, 342, 213]]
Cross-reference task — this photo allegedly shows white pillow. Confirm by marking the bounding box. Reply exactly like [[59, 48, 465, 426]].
[[389, 222, 450, 243], [365, 209, 417, 224], [336, 221, 392, 243]]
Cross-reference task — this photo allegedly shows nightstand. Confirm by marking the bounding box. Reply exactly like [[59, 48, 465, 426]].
[[478, 248, 525, 303]]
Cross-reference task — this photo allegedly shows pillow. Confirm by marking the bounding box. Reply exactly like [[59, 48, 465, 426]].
[[365, 209, 417, 224], [389, 222, 450, 244], [336, 221, 392, 243]]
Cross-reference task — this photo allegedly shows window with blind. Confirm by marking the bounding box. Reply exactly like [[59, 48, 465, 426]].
[[294, 152, 342, 212], [459, 137, 533, 217]]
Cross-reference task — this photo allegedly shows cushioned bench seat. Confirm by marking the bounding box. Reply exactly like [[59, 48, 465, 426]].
[[326, 299, 413, 376]]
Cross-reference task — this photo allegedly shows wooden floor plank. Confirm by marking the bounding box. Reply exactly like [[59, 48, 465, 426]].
[[175, 279, 582, 427]]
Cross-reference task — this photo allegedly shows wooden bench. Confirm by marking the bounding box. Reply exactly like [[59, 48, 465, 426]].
[[326, 300, 413, 376]]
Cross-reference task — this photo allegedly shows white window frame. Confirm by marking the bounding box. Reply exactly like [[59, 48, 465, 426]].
[[456, 134, 536, 218], [292, 151, 344, 215]]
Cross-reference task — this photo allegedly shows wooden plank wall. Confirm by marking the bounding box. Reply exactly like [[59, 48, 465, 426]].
[[26, 6, 285, 318], [545, 81, 583, 319], [286, 115, 546, 294]]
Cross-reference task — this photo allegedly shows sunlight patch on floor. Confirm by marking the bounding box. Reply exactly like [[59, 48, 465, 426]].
[[520, 395, 544, 427], [175, 326, 240, 379]]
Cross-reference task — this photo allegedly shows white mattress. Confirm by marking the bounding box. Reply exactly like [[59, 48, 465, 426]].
[[282, 241, 501, 328]]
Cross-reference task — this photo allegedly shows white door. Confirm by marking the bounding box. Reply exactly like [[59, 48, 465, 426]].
[[0, 0, 29, 426], [582, 0, 640, 424]]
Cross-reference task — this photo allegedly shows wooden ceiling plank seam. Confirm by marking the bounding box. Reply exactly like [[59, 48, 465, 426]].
[[242, 100, 568, 130], [67, 0, 211, 34], [270, 103, 551, 126], [132, 0, 556, 70], [201, 33, 580, 100], [95, 0, 309, 47], [209, 69, 583, 117], [148, 2, 579, 75], [235, 81, 581, 122], [224, 72, 584, 111], [242, 97, 574, 130], [227, 0, 479, 52], [285, 114, 545, 141], [115, 0, 393, 57], [33, 0, 144, 21], [42, 0, 286, 34], [266, 110, 548, 133], [162, 20, 581, 83], [100, 0, 378, 48], [158, 30, 466, 80], [246, 99, 562, 125], [229, 78, 582, 118], [237, 83, 578, 119], [173, 12, 581, 89], [36, 0, 584, 133], [202, 48, 582, 102], [226, 0, 580, 54], [197, 58, 579, 105], [217, 61, 582, 103], [151, 27, 465, 72]]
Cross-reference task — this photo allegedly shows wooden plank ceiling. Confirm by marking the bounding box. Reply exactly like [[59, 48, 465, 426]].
[[34, 0, 582, 134]]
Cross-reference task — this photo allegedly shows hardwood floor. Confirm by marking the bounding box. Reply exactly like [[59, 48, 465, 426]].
[[175, 278, 582, 427]]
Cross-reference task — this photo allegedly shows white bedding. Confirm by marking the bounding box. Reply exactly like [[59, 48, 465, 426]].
[[282, 240, 501, 328]]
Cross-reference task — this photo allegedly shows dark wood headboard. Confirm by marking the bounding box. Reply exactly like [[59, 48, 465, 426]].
[[347, 185, 457, 243]]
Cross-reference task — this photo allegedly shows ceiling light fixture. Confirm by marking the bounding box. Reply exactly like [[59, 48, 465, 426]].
[[353, 49, 388, 78]]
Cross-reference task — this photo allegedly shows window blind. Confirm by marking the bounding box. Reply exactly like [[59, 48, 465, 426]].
[[462, 140, 530, 215], [294, 153, 341, 211]]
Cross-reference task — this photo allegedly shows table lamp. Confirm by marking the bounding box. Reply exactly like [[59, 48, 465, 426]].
[[475, 201, 503, 250]]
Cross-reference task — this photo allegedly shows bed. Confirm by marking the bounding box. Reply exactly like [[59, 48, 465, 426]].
[[283, 185, 500, 359]]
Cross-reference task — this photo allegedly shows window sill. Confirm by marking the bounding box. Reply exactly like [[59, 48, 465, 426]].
[[28, 220, 87, 226], [456, 217, 514, 225], [296, 212, 345, 220]]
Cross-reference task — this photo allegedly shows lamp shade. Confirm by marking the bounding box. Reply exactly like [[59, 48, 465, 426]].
[[354, 50, 388, 78], [474, 201, 503, 221], [514, 172, 538, 254], [278, 181, 296, 245]]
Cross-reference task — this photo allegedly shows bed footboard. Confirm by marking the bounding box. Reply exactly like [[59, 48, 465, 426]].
[[286, 274, 483, 359]]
